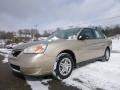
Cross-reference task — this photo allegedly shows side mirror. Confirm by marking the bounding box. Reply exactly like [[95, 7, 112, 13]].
[[78, 35, 89, 40]]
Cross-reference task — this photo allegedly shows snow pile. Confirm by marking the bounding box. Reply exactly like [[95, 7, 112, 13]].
[[25, 77, 51, 90], [0, 48, 12, 54], [2, 54, 8, 63], [0, 52, 9, 63], [6, 43, 22, 49], [0, 48, 12, 63]]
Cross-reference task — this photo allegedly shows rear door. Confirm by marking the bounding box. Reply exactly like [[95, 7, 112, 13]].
[[92, 29, 106, 57]]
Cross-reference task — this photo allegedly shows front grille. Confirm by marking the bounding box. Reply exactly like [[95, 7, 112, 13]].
[[12, 50, 22, 57], [10, 64, 20, 71]]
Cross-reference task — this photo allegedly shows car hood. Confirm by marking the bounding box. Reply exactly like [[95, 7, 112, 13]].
[[13, 40, 48, 50]]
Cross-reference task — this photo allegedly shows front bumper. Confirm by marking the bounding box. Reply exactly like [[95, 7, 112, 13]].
[[8, 53, 55, 76]]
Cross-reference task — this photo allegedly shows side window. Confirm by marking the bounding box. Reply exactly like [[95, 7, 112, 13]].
[[94, 30, 105, 39], [80, 28, 95, 39]]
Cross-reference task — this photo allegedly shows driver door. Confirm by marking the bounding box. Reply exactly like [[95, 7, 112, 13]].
[[76, 28, 98, 62]]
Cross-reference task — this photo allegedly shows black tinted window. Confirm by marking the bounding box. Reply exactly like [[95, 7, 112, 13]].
[[79, 28, 95, 39]]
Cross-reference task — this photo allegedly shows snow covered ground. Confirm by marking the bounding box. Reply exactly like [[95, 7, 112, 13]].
[[63, 53, 120, 90], [0, 48, 12, 63], [112, 39, 120, 52], [0, 38, 120, 90]]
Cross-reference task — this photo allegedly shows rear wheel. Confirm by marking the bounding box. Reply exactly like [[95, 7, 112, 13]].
[[102, 48, 110, 61], [53, 53, 74, 80]]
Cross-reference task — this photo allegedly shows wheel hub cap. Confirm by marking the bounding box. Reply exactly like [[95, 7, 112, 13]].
[[59, 58, 72, 76]]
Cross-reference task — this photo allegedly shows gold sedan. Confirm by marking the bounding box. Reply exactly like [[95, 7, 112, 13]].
[[8, 28, 112, 80]]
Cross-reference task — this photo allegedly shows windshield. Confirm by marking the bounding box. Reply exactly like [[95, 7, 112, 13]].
[[48, 28, 80, 40]]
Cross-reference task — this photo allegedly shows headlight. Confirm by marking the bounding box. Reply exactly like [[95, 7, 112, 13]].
[[23, 44, 47, 54]]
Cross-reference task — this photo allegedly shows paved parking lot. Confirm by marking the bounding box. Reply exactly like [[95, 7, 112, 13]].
[[0, 55, 30, 90]]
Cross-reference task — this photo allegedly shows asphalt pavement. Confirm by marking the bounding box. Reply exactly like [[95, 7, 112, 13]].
[[0, 55, 31, 90]]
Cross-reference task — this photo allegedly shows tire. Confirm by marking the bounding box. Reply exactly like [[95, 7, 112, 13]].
[[53, 53, 74, 80], [102, 48, 110, 62]]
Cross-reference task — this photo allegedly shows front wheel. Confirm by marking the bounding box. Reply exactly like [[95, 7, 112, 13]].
[[53, 53, 74, 80]]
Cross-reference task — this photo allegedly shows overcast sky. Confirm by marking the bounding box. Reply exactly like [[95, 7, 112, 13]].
[[0, 0, 120, 32]]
